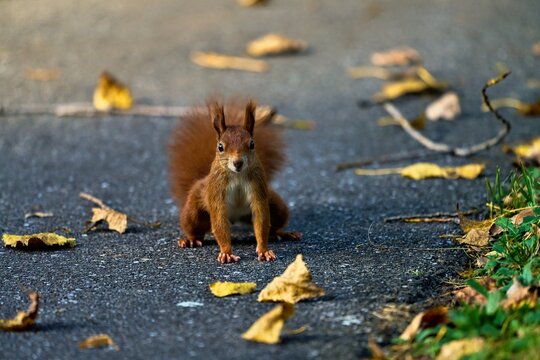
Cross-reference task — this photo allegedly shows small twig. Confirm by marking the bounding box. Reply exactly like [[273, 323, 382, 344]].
[[383, 209, 478, 223], [382, 72, 511, 157], [335, 150, 437, 172], [1, 103, 191, 118], [79, 192, 108, 209]]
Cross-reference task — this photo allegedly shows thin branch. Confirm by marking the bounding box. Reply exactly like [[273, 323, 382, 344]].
[[382, 72, 511, 157]]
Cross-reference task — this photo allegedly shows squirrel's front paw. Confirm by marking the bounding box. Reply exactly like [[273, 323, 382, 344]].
[[178, 239, 203, 248], [257, 249, 276, 262], [217, 252, 240, 264]]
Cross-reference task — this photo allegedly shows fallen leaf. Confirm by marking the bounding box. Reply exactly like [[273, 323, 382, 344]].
[[355, 163, 485, 180], [481, 98, 540, 116], [436, 338, 485, 360], [246, 34, 307, 57], [241, 303, 294, 344], [454, 278, 496, 305], [191, 51, 269, 73], [373, 68, 447, 102], [532, 42, 540, 57], [79, 334, 119, 350], [24, 211, 54, 219], [24, 68, 61, 81], [399, 306, 448, 342], [209, 281, 257, 297], [509, 137, 540, 166], [258, 254, 325, 304], [511, 208, 535, 226], [425, 92, 461, 121], [501, 278, 538, 309], [457, 209, 493, 234], [238, 0, 268, 6], [2, 233, 75, 249], [0, 291, 39, 331], [93, 72, 133, 111], [368, 337, 386, 359], [272, 114, 315, 130], [371, 46, 421, 66], [90, 208, 128, 234], [458, 227, 490, 247]]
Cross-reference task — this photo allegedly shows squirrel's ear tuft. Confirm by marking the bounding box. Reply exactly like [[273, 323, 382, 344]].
[[211, 102, 226, 137], [244, 100, 256, 136]]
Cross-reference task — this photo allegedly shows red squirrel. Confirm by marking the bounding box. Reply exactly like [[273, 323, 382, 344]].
[[169, 100, 301, 263]]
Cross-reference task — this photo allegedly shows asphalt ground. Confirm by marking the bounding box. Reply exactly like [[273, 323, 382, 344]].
[[1, 1, 539, 359]]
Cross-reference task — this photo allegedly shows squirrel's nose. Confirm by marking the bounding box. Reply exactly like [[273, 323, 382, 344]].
[[233, 159, 244, 171]]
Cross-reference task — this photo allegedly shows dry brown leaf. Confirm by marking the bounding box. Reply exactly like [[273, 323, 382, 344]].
[[238, 0, 268, 6], [79, 334, 119, 350], [191, 51, 269, 73], [501, 278, 538, 309], [454, 278, 496, 305], [93, 72, 133, 111], [425, 92, 461, 121], [2, 233, 75, 249], [511, 208, 535, 226], [532, 42, 540, 57], [371, 46, 421, 66], [246, 34, 307, 57], [24, 211, 54, 219], [368, 337, 386, 359], [209, 281, 257, 297], [258, 254, 325, 304], [399, 306, 448, 342], [459, 227, 490, 247], [91, 208, 128, 234], [0, 291, 39, 331], [436, 338, 485, 360], [241, 303, 294, 344], [24, 68, 61, 81], [457, 209, 493, 234]]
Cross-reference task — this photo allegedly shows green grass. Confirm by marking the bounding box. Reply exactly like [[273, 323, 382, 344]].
[[393, 167, 540, 359]]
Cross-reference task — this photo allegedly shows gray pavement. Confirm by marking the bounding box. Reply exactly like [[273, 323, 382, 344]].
[[1, 1, 540, 359]]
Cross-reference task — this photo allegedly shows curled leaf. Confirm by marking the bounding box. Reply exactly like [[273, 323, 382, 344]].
[[191, 51, 269, 73], [373, 68, 446, 102], [355, 163, 484, 180], [241, 303, 294, 344], [209, 282, 257, 297], [399, 306, 448, 342], [258, 254, 325, 304], [2, 233, 75, 249], [436, 338, 485, 360], [91, 208, 128, 234], [24, 211, 54, 219], [79, 334, 118, 350], [371, 46, 421, 66], [425, 92, 461, 121], [0, 291, 39, 331], [481, 97, 540, 116], [458, 227, 490, 247], [246, 34, 307, 57], [93, 72, 133, 111]]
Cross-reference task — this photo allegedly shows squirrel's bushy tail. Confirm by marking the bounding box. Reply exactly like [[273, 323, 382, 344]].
[[169, 101, 285, 207]]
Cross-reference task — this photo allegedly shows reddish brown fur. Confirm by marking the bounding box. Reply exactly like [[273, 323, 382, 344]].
[[168, 100, 300, 263]]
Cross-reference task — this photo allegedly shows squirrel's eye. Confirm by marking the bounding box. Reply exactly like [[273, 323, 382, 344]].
[[249, 139, 255, 150], [218, 143, 224, 152]]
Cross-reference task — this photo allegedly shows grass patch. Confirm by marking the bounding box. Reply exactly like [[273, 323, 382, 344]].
[[385, 167, 540, 359]]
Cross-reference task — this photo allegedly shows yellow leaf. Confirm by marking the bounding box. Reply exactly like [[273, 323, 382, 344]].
[[246, 34, 307, 57], [2, 233, 75, 249], [436, 338, 485, 360], [191, 51, 269, 73], [93, 72, 133, 111], [399, 306, 448, 342], [453, 164, 485, 180], [0, 291, 39, 331], [258, 254, 325, 304], [241, 303, 294, 344], [370, 46, 421, 66], [238, 0, 268, 6], [457, 209, 493, 234], [79, 334, 118, 350], [209, 282, 257, 297], [425, 92, 461, 121], [400, 163, 451, 180], [373, 67, 447, 102], [91, 208, 128, 234]]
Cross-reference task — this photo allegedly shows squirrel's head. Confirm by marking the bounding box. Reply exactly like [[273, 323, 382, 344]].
[[211, 101, 256, 174]]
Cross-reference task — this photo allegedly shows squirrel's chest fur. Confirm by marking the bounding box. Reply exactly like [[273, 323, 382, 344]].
[[226, 174, 253, 223]]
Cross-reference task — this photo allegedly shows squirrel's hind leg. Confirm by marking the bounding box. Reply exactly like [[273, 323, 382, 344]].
[[178, 200, 211, 248], [269, 190, 302, 241]]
